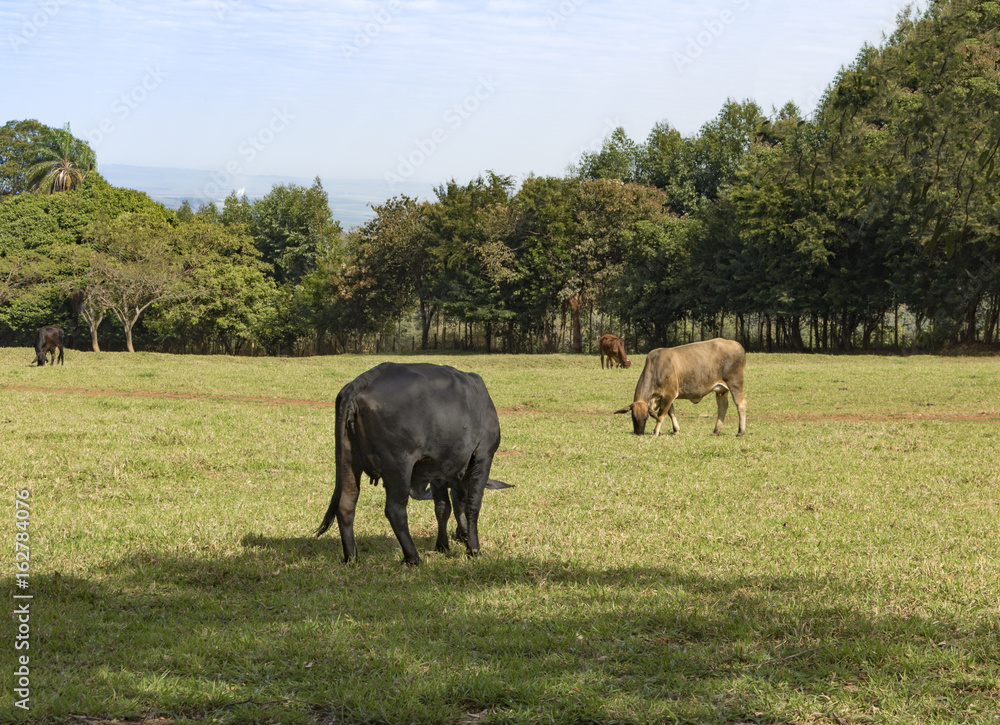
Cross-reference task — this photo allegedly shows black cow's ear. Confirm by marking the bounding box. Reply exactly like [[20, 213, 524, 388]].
[[613, 404, 634, 414]]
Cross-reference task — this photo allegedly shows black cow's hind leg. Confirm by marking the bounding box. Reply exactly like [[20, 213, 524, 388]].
[[320, 452, 361, 563], [450, 486, 469, 544], [336, 495, 358, 564], [460, 457, 492, 557], [383, 481, 420, 565], [432, 488, 452, 553]]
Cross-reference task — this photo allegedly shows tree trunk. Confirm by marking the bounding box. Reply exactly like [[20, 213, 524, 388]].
[[894, 302, 899, 350], [121, 309, 141, 353], [962, 302, 978, 344], [89, 321, 101, 352], [984, 295, 999, 344], [81, 311, 103, 352], [840, 310, 856, 351], [569, 293, 583, 354], [861, 315, 879, 350], [788, 315, 805, 352], [419, 299, 437, 349]]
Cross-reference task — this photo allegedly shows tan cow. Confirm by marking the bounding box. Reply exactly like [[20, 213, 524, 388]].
[[599, 333, 631, 369], [615, 338, 746, 436]]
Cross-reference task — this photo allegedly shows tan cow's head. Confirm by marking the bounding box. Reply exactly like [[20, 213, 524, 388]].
[[614, 400, 648, 435]]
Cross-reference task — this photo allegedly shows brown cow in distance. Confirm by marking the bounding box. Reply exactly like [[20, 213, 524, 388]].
[[32, 325, 66, 366], [599, 334, 631, 369], [615, 337, 746, 436]]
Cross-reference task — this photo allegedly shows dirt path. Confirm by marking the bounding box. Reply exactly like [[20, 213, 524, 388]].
[[5, 384, 1000, 424], [4, 384, 338, 408]]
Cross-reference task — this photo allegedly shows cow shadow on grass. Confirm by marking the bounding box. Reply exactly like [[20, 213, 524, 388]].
[[240, 530, 502, 564], [240, 530, 399, 560], [19, 537, 998, 725]]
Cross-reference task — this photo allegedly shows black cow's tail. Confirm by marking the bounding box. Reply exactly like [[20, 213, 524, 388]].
[[316, 378, 361, 537], [315, 496, 337, 537]]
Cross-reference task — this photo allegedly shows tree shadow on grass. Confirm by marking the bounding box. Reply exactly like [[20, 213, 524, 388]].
[[12, 534, 999, 725]]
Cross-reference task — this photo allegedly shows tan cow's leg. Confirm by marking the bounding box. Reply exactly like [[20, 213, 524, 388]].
[[714, 390, 729, 435], [653, 396, 679, 435], [668, 402, 680, 434], [731, 385, 747, 436]]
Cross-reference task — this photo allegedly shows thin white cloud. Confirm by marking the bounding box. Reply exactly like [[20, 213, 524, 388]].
[[3, 0, 924, 185]]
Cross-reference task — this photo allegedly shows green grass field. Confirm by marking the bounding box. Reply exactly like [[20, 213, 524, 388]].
[[2, 348, 999, 724]]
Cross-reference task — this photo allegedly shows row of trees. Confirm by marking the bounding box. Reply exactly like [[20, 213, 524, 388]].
[[2, 0, 999, 355], [0, 158, 340, 354]]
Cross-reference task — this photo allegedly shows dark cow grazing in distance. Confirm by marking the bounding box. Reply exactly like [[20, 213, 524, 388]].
[[599, 333, 631, 369], [615, 337, 747, 437], [316, 362, 513, 565], [32, 325, 66, 366]]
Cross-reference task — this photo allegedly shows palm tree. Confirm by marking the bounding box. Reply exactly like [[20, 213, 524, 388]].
[[26, 123, 96, 193]]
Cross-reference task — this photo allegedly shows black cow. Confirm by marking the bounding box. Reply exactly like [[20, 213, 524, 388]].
[[33, 325, 66, 366], [316, 362, 512, 565]]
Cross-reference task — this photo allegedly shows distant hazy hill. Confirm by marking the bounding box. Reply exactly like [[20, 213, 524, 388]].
[[100, 164, 435, 229]]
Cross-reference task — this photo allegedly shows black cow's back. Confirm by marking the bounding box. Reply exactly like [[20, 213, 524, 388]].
[[345, 363, 499, 485]]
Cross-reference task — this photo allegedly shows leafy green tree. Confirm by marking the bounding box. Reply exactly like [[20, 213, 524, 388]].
[[825, 1, 1000, 254], [0, 173, 172, 344], [175, 200, 195, 224], [720, 91, 900, 351], [76, 173, 177, 224], [26, 123, 97, 194], [0, 183, 84, 255], [302, 195, 426, 351], [249, 178, 342, 285], [692, 98, 767, 201], [82, 214, 193, 352], [638, 121, 700, 215], [724, 120, 827, 348], [221, 191, 253, 227], [611, 215, 696, 347], [571, 179, 677, 351], [738, 0, 1000, 349], [576, 127, 641, 183], [196, 201, 221, 224], [423, 172, 517, 351], [0, 247, 61, 343], [146, 221, 279, 354], [73, 251, 109, 352], [509, 175, 579, 351], [1, 119, 47, 198]]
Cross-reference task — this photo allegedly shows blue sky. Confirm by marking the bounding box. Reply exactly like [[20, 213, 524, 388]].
[[3, 0, 919, 198]]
